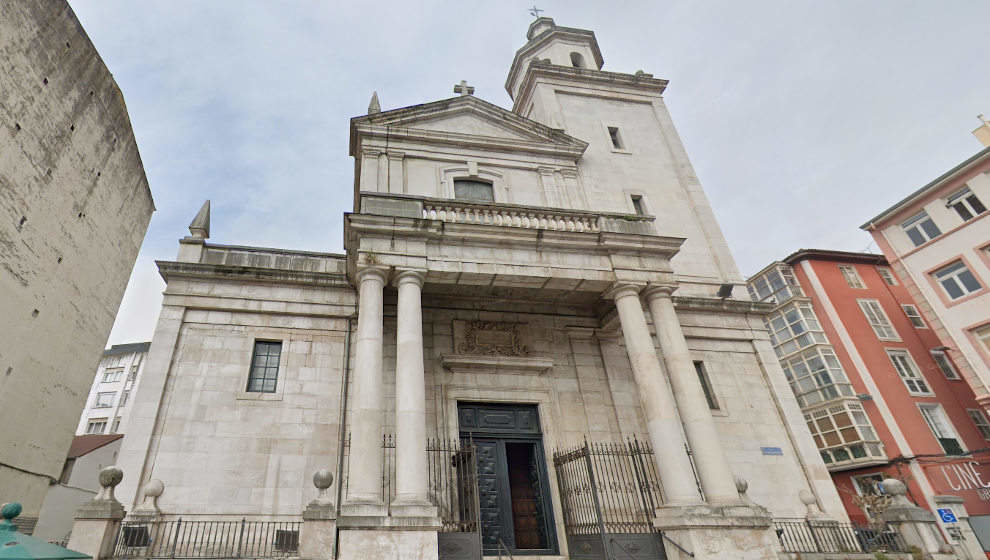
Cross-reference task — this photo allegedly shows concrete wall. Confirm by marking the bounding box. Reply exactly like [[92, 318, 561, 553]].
[[33, 439, 120, 541], [0, 0, 154, 515]]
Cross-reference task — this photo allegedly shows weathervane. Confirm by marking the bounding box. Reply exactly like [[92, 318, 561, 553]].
[[529, 5, 543, 18]]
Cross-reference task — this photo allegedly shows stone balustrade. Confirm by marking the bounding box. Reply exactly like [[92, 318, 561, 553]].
[[359, 192, 657, 235]]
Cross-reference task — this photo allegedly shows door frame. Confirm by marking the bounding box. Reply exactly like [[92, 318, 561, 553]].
[[457, 402, 560, 556]]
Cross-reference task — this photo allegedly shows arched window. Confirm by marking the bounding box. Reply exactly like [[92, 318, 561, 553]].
[[454, 179, 494, 202], [569, 52, 585, 68]]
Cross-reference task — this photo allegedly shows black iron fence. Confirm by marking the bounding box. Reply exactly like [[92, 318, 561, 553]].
[[553, 437, 663, 535], [341, 434, 480, 534], [110, 519, 300, 559], [773, 518, 908, 554]]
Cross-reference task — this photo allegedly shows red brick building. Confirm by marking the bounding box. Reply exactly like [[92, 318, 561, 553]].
[[749, 249, 990, 555]]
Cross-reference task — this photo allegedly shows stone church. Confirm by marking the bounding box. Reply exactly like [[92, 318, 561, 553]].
[[116, 17, 847, 560]]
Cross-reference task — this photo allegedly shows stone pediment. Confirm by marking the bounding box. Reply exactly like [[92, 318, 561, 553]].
[[349, 96, 587, 158]]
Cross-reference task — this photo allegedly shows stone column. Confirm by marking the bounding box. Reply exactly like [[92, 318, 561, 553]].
[[342, 267, 388, 514], [645, 285, 739, 505], [608, 283, 701, 505], [391, 270, 436, 517]]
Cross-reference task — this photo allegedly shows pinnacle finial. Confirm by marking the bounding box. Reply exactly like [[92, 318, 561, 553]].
[[368, 91, 381, 114], [189, 200, 210, 239]]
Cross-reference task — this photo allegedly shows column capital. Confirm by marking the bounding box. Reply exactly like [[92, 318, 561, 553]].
[[603, 281, 645, 301], [643, 283, 678, 300], [355, 266, 389, 284], [393, 269, 426, 287], [386, 151, 405, 161]]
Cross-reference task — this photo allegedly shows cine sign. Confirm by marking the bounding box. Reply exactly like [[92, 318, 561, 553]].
[[938, 460, 990, 501]]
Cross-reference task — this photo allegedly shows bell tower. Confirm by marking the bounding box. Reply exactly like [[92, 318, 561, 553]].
[[505, 18, 745, 296]]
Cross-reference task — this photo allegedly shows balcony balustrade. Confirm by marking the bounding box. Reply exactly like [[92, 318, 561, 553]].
[[359, 192, 657, 236]]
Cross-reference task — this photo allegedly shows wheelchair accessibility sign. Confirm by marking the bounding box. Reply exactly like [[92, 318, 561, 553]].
[[937, 508, 958, 524]]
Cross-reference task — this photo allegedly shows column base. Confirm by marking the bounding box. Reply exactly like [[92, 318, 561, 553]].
[[337, 528, 438, 560], [653, 503, 780, 560], [390, 499, 439, 519]]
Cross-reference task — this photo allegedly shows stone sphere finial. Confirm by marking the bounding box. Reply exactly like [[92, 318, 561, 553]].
[[313, 469, 334, 490], [144, 479, 165, 498], [881, 478, 906, 496], [798, 489, 816, 506], [1, 502, 22, 521], [734, 476, 749, 495], [96, 466, 123, 502]]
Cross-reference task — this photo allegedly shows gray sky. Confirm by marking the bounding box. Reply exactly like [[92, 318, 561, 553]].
[[66, 0, 989, 347]]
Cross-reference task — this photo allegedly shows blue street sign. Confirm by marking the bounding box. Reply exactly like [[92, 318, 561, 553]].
[[937, 508, 958, 524]]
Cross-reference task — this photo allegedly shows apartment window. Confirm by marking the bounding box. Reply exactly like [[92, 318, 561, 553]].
[[851, 473, 886, 496], [630, 194, 646, 216], [110, 417, 121, 433], [968, 409, 990, 440], [247, 341, 282, 393], [102, 367, 124, 383], [930, 350, 960, 380], [86, 418, 108, 434], [453, 179, 494, 202], [805, 402, 883, 466], [933, 260, 982, 300], [128, 366, 138, 383], [694, 361, 718, 410], [764, 302, 828, 358], [781, 346, 854, 408], [947, 187, 987, 222], [119, 390, 130, 407], [919, 404, 964, 455], [747, 264, 803, 304], [887, 350, 932, 395], [839, 265, 865, 289], [59, 458, 76, 484], [877, 267, 898, 286], [975, 325, 990, 354], [902, 211, 941, 247], [607, 126, 624, 150], [901, 304, 925, 328], [858, 299, 900, 341], [94, 392, 115, 408]]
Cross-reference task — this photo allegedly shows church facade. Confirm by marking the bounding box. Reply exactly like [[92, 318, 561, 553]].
[[116, 18, 846, 560]]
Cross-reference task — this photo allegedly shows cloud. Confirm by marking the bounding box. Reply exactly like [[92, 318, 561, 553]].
[[66, 0, 989, 345]]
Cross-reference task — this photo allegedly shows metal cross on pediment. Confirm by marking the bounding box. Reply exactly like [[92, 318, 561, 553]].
[[529, 5, 544, 18], [453, 80, 475, 96]]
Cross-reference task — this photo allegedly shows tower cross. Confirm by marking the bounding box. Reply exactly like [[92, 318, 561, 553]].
[[529, 5, 543, 18], [453, 80, 475, 96]]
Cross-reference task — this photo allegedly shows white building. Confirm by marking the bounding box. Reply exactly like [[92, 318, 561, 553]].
[[117, 18, 848, 560], [75, 342, 150, 436], [862, 121, 990, 411]]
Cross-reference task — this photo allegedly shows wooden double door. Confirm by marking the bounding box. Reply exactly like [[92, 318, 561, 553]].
[[458, 402, 558, 556]]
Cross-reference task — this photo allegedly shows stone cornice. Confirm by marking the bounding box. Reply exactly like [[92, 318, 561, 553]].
[[344, 213, 684, 259], [672, 295, 775, 315], [157, 260, 351, 288], [512, 61, 669, 114]]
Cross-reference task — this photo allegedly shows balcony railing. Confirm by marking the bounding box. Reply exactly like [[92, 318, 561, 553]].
[[359, 192, 657, 235], [773, 518, 908, 554]]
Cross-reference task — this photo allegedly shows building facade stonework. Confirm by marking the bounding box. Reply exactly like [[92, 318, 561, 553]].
[[0, 0, 154, 518], [117, 18, 847, 559]]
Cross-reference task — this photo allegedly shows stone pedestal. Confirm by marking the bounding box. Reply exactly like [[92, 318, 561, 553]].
[[299, 470, 337, 560], [337, 529, 438, 560], [653, 503, 780, 560], [67, 467, 126, 560], [880, 479, 955, 560]]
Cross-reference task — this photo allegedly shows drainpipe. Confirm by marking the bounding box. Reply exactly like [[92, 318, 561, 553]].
[[333, 316, 355, 560]]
